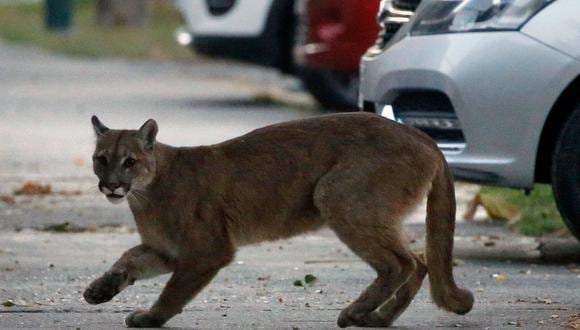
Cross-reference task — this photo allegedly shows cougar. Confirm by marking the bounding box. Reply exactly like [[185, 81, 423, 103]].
[[84, 113, 473, 328]]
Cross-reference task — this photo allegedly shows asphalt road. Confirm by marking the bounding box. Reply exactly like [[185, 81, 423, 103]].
[[1, 43, 579, 329]]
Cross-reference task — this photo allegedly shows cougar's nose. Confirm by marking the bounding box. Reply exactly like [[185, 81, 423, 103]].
[[99, 182, 121, 195], [107, 183, 121, 190]]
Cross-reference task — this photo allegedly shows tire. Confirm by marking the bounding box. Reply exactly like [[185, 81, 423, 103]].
[[551, 103, 580, 241], [298, 68, 359, 112]]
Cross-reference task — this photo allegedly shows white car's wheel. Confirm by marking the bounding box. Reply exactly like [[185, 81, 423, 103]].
[[551, 102, 580, 241]]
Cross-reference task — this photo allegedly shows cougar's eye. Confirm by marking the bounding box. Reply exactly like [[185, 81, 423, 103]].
[[123, 157, 136, 169], [95, 155, 107, 166]]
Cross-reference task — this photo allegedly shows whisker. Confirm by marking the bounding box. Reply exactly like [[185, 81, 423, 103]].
[[129, 190, 152, 207]]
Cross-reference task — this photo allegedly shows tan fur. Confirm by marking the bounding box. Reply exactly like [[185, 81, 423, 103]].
[[84, 113, 473, 328]]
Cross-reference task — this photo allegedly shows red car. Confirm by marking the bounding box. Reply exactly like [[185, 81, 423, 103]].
[[295, 0, 380, 110]]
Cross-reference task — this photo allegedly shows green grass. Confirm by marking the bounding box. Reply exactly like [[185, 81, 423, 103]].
[[481, 184, 566, 236], [0, 0, 193, 60]]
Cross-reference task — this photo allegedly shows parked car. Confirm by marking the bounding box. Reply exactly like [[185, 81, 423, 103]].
[[360, 0, 580, 239], [174, 0, 295, 74], [174, 0, 377, 111], [294, 0, 379, 110]]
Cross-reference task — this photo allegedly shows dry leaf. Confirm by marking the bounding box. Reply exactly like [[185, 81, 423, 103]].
[[1, 300, 15, 307], [304, 274, 317, 285], [39, 222, 134, 233], [492, 273, 506, 281], [562, 317, 580, 329], [14, 182, 51, 195], [0, 195, 15, 205], [58, 190, 82, 196], [463, 191, 521, 222]]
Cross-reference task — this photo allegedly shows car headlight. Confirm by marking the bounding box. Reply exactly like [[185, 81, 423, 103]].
[[410, 0, 554, 36]]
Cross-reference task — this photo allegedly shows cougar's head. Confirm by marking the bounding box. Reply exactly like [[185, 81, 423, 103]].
[[91, 116, 158, 204]]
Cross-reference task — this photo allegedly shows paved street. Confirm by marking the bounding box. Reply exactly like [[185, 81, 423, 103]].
[[1, 43, 579, 329]]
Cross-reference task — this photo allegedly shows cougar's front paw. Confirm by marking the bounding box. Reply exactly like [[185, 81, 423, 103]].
[[125, 309, 165, 328], [83, 271, 128, 305]]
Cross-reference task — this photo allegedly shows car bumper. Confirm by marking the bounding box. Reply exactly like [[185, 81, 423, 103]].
[[360, 32, 576, 188]]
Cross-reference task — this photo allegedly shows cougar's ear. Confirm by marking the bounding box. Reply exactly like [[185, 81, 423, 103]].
[[138, 119, 158, 150], [91, 115, 109, 137]]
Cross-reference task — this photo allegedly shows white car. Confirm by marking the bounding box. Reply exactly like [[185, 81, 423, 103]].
[[175, 0, 295, 73], [360, 0, 580, 239], [174, 0, 359, 110]]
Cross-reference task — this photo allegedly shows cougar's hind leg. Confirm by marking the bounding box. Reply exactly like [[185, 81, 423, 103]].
[[373, 252, 428, 327], [313, 161, 427, 328], [331, 222, 417, 328]]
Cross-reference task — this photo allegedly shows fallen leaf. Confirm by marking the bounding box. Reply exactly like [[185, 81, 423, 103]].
[[561, 313, 580, 329], [0, 195, 15, 205], [492, 273, 506, 281], [568, 268, 580, 274], [463, 191, 521, 222], [38, 222, 134, 234], [41, 222, 80, 233], [304, 274, 317, 285], [14, 182, 51, 195], [535, 297, 552, 304], [58, 190, 82, 196], [1, 300, 15, 307]]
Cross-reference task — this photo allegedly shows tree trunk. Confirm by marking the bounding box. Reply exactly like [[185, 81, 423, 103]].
[[96, 0, 147, 27]]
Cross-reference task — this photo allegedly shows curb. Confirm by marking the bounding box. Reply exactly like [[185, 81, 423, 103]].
[[410, 236, 580, 263], [538, 238, 580, 263]]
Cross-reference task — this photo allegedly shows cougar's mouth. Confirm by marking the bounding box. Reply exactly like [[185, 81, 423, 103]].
[[106, 193, 126, 204], [100, 186, 128, 204]]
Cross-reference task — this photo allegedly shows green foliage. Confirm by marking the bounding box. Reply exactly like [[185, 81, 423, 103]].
[[0, 1, 193, 60]]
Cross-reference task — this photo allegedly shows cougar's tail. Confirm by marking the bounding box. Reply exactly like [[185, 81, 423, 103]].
[[425, 160, 474, 315]]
